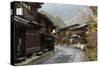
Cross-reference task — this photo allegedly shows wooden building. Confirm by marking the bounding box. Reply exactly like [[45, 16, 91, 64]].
[[54, 24, 88, 46], [69, 24, 88, 44], [11, 1, 55, 64]]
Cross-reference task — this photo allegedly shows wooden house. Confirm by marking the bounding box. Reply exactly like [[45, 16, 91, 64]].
[[11, 1, 55, 64]]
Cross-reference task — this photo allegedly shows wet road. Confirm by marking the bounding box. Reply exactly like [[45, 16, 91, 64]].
[[39, 46, 86, 64]]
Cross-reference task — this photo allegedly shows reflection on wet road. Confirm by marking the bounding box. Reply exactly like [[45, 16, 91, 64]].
[[39, 46, 86, 64]]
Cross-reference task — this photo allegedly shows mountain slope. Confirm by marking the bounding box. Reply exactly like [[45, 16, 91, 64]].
[[39, 10, 67, 31]]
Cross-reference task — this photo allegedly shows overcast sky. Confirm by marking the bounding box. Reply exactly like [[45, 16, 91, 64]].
[[39, 3, 93, 26]]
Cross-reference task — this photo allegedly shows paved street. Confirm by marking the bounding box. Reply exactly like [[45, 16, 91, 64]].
[[38, 46, 86, 64]]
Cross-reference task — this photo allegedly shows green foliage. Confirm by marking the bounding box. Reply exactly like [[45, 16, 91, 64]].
[[84, 48, 97, 61], [87, 21, 97, 32]]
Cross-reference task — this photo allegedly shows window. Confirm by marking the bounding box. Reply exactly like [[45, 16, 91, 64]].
[[28, 6, 30, 10], [16, 8, 23, 15], [25, 4, 28, 8]]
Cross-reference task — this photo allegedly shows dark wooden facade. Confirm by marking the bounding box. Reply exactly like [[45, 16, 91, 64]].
[[11, 1, 55, 65]]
